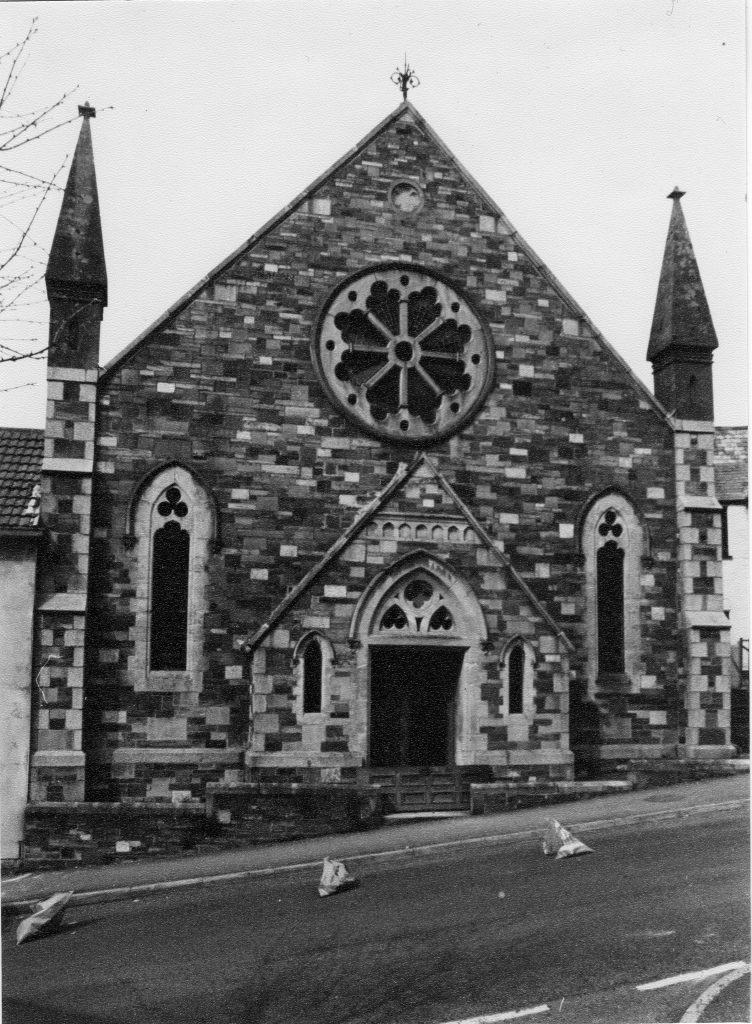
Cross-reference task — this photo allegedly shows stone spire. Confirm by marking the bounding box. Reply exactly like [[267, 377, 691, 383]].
[[647, 188, 718, 420], [45, 104, 107, 304]]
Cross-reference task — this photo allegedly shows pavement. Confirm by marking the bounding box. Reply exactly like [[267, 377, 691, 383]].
[[2, 770, 748, 915]]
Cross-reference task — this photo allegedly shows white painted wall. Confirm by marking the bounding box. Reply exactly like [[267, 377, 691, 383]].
[[722, 504, 749, 646], [0, 543, 37, 860]]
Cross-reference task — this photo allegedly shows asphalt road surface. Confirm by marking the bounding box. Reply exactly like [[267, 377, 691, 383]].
[[3, 810, 749, 1024]]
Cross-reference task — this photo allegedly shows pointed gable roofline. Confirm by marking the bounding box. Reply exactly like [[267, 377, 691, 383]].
[[99, 102, 669, 423], [242, 452, 573, 654]]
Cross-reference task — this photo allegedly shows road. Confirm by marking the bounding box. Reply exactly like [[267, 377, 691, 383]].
[[3, 810, 749, 1024]]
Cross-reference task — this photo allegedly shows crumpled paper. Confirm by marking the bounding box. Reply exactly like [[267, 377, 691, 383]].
[[16, 891, 73, 945], [318, 857, 359, 897], [542, 818, 593, 859]]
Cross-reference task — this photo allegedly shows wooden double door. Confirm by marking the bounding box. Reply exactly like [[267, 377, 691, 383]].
[[369, 645, 464, 768]]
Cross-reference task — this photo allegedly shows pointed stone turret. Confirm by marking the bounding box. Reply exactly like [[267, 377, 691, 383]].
[[647, 188, 717, 421], [46, 103, 107, 305]]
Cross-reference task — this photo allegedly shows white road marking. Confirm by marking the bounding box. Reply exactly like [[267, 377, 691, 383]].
[[679, 963, 750, 1023], [636, 961, 749, 991], [440, 1005, 549, 1024]]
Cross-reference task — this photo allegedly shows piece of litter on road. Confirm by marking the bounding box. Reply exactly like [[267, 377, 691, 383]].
[[318, 857, 359, 897], [542, 818, 593, 859], [16, 891, 73, 945], [559, 997, 565, 1011], [498, 891, 505, 899]]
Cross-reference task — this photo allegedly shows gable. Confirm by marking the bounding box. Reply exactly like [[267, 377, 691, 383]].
[[244, 455, 572, 652], [99, 102, 667, 425]]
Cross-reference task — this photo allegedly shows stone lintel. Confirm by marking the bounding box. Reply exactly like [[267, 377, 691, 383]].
[[31, 751, 86, 768], [685, 612, 732, 630], [47, 366, 99, 383], [678, 495, 722, 512], [468, 749, 574, 766], [106, 747, 244, 765], [681, 744, 739, 760], [672, 419, 715, 434], [586, 743, 679, 761], [38, 592, 88, 613], [245, 752, 362, 769], [41, 457, 95, 475]]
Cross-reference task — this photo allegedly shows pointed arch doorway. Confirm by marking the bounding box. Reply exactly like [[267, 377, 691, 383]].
[[350, 556, 489, 809]]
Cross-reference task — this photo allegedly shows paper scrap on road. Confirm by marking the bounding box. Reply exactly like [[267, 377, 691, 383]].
[[542, 818, 593, 859], [16, 891, 73, 945], [318, 857, 359, 897]]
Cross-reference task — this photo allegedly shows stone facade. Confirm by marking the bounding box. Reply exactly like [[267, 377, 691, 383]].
[[20, 102, 736, 814]]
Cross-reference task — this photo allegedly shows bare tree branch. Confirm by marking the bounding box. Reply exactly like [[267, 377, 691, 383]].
[[0, 19, 79, 365]]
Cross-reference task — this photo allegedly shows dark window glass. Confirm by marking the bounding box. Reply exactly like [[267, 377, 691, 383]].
[[150, 520, 190, 670], [597, 540, 625, 673], [721, 505, 730, 559], [303, 639, 323, 713], [509, 645, 524, 714]]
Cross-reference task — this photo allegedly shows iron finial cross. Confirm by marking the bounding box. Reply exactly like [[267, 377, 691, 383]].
[[391, 56, 419, 101], [78, 102, 96, 119]]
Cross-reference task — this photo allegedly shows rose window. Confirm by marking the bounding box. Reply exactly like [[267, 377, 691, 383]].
[[315, 267, 492, 443]]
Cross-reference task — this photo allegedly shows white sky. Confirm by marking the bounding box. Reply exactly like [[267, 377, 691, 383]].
[[0, 0, 747, 428]]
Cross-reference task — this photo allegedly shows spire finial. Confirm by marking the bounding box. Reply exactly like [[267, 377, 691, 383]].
[[78, 102, 96, 119], [391, 55, 419, 102], [668, 186, 685, 201]]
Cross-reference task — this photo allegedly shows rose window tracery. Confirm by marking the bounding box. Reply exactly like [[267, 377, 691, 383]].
[[315, 267, 492, 443], [377, 576, 455, 635]]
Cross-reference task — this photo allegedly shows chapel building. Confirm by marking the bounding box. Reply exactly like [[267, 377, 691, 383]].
[[12, 99, 738, 825]]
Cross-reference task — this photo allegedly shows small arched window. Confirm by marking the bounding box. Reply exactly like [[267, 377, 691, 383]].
[[502, 638, 534, 717], [508, 644, 525, 714], [303, 638, 323, 714], [295, 632, 333, 718]]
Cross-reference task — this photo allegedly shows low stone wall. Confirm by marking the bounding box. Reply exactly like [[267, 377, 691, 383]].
[[469, 758, 746, 815], [21, 784, 383, 869], [22, 802, 210, 868], [626, 758, 741, 788], [205, 783, 383, 843], [469, 780, 632, 815]]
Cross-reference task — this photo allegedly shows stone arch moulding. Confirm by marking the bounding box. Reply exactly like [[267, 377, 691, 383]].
[[127, 464, 215, 693], [579, 488, 644, 696], [125, 460, 221, 550], [348, 549, 489, 646], [348, 550, 490, 768]]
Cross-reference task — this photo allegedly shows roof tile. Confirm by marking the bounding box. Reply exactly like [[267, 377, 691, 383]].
[[0, 427, 44, 532]]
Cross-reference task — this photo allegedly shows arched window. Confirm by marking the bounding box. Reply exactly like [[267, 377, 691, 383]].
[[581, 493, 643, 689], [303, 638, 323, 714], [596, 509, 625, 674], [508, 644, 525, 714], [501, 638, 534, 717], [294, 632, 333, 718], [128, 466, 214, 690]]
